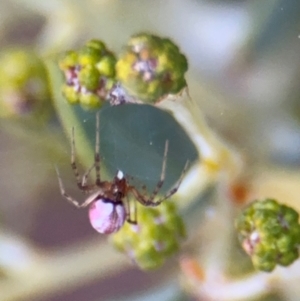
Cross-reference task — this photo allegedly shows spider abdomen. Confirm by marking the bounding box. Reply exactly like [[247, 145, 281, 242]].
[[89, 198, 126, 234]]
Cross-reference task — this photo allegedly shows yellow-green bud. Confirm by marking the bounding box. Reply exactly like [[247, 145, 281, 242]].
[[235, 199, 300, 272], [62, 84, 79, 104], [111, 200, 186, 270], [59, 39, 117, 110], [78, 66, 100, 90], [80, 93, 104, 110], [116, 33, 188, 103], [96, 55, 116, 77]]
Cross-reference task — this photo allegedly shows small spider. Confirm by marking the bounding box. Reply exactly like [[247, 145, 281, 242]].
[[56, 112, 188, 234]]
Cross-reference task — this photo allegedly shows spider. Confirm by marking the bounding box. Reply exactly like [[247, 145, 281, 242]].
[[56, 112, 188, 234]]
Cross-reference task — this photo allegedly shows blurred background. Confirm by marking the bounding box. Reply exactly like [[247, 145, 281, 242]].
[[0, 0, 300, 300]]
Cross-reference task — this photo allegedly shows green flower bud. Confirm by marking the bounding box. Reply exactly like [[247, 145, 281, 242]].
[[59, 51, 78, 70], [277, 235, 295, 253], [252, 254, 276, 272], [0, 49, 51, 122], [80, 93, 104, 110], [111, 200, 185, 270], [78, 66, 100, 90], [85, 39, 106, 54], [134, 241, 164, 270], [116, 33, 188, 103], [235, 199, 300, 272], [62, 84, 79, 104], [59, 39, 117, 110], [278, 249, 298, 266], [79, 47, 101, 66], [282, 205, 299, 224], [96, 55, 116, 77]]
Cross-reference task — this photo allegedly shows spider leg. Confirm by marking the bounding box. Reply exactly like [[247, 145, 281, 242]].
[[69, 125, 98, 193], [131, 160, 189, 207], [55, 166, 81, 208], [133, 197, 137, 224], [70, 126, 86, 191], [95, 111, 101, 186], [125, 196, 137, 225], [55, 166, 97, 207], [78, 112, 101, 191], [81, 163, 96, 188], [155, 159, 189, 202], [131, 140, 169, 206], [147, 140, 169, 201]]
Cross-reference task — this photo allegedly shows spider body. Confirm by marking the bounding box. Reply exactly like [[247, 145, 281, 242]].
[[88, 196, 126, 234], [88, 170, 127, 234], [56, 113, 188, 234]]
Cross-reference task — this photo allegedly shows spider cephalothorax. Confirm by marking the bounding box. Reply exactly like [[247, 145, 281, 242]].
[[56, 113, 188, 234]]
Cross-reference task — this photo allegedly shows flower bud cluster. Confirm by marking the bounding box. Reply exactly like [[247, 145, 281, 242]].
[[235, 199, 300, 272], [59, 34, 188, 108], [112, 200, 185, 270], [116, 33, 188, 102], [59, 40, 116, 109]]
